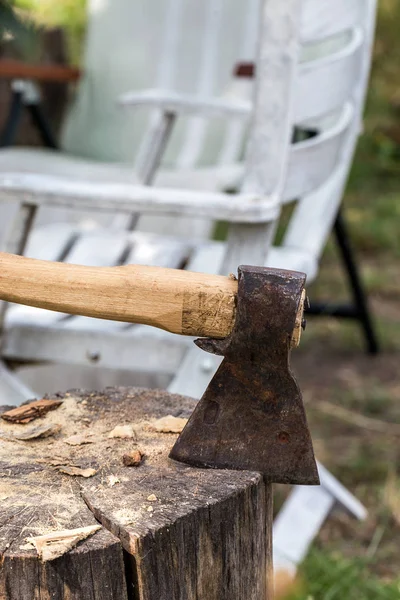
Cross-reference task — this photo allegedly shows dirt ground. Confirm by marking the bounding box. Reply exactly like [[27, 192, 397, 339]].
[[288, 251, 400, 586]]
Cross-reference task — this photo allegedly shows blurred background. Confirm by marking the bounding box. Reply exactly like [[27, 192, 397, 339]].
[[1, 1, 400, 598]]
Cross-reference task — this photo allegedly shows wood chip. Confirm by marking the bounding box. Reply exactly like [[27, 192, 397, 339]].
[[19, 542, 34, 551], [58, 466, 97, 478], [26, 524, 101, 561], [122, 449, 143, 467], [108, 475, 120, 487], [108, 425, 136, 439], [64, 433, 95, 446], [1, 399, 62, 423], [149, 415, 188, 433], [12, 423, 61, 441], [147, 494, 157, 502]]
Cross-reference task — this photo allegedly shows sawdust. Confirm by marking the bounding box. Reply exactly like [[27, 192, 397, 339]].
[[0, 388, 197, 553], [113, 507, 142, 526], [10, 423, 61, 440], [0, 479, 26, 500], [108, 475, 120, 487], [1, 389, 182, 481], [0, 394, 100, 541], [0, 396, 85, 441], [0, 471, 84, 537]]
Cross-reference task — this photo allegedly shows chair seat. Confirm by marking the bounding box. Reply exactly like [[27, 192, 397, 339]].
[[0, 148, 140, 185], [0, 147, 243, 193]]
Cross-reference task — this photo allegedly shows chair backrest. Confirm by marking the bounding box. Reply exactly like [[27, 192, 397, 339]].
[[284, 0, 376, 265], [235, 0, 377, 271], [61, 0, 260, 167], [61, 0, 376, 271]]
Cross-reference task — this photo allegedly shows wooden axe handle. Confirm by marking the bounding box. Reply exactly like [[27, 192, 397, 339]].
[[0, 252, 238, 338]]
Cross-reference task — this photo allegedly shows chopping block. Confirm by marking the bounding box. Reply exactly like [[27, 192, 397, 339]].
[[0, 387, 272, 600]]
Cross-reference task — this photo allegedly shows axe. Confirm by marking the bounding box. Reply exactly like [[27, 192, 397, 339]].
[[0, 252, 319, 485]]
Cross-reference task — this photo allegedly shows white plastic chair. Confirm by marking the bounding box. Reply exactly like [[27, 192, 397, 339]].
[[0, 0, 376, 576]]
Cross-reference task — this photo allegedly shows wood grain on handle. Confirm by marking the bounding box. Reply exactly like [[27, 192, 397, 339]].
[[0, 253, 237, 338]]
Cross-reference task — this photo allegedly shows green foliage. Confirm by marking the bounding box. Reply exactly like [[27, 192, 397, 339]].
[[0, 0, 40, 59], [14, 0, 87, 63], [287, 550, 400, 600], [348, 0, 400, 180], [14, 0, 86, 29]]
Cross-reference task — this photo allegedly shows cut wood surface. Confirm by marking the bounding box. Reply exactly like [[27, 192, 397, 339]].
[[0, 387, 272, 600], [0, 253, 237, 339]]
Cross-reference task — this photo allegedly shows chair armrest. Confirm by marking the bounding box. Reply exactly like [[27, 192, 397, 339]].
[[0, 59, 81, 83], [0, 173, 278, 224], [119, 89, 251, 119]]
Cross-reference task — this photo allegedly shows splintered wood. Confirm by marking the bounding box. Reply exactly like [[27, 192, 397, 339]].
[[1, 398, 63, 423], [5, 423, 61, 441], [26, 525, 101, 562], [57, 465, 97, 478], [0, 387, 272, 600]]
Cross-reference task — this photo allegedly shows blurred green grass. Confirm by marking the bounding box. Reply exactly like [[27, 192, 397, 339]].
[[287, 550, 400, 600], [344, 0, 400, 259]]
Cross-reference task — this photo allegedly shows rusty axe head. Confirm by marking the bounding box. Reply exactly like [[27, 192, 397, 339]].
[[170, 265, 319, 485]]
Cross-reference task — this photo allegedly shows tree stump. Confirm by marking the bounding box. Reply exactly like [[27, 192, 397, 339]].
[[0, 387, 273, 600]]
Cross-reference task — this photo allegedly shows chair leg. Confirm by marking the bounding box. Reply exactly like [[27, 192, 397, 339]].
[[0, 90, 24, 147], [334, 209, 379, 354], [306, 209, 379, 355], [0, 88, 58, 149], [27, 103, 58, 149]]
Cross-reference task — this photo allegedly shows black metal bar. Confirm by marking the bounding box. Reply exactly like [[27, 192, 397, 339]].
[[306, 209, 379, 354], [334, 210, 379, 354], [0, 90, 24, 147], [0, 87, 58, 149], [27, 103, 58, 149]]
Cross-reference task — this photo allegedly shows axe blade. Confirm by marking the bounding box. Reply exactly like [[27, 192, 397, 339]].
[[169, 265, 319, 485]]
